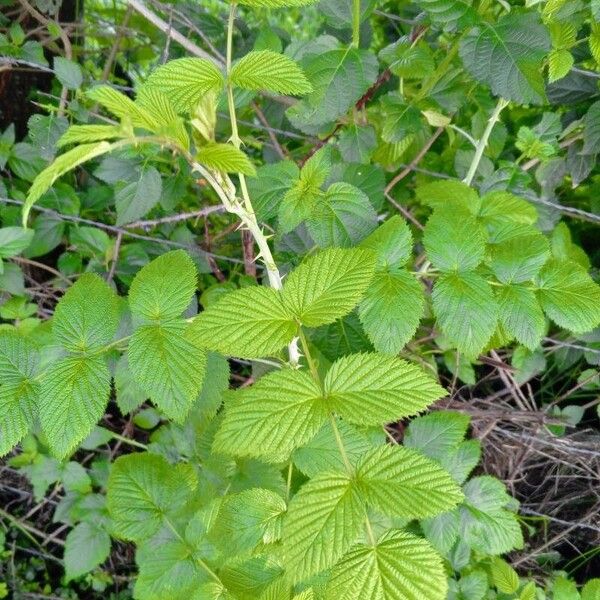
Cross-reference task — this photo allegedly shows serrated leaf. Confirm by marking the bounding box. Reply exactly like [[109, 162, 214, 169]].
[[0, 226, 34, 258], [416, 0, 478, 27], [325, 530, 447, 600], [360, 216, 413, 270], [358, 270, 424, 354], [247, 160, 299, 221], [338, 124, 377, 163], [548, 49, 574, 83], [238, 0, 319, 6], [192, 286, 296, 359], [86, 86, 156, 129], [479, 191, 538, 230], [0, 333, 40, 456], [537, 260, 600, 333], [490, 232, 550, 283], [283, 472, 365, 583], [115, 166, 163, 226], [459, 12, 551, 104], [281, 248, 376, 327], [58, 124, 123, 147], [64, 522, 111, 581], [497, 284, 545, 350], [380, 93, 423, 143], [24, 142, 112, 224], [404, 411, 470, 461], [324, 353, 446, 425], [129, 250, 197, 321], [490, 557, 519, 594], [433, 272, 498, 358], [128, 320, 206, 421], [582, 580, 600, 600], [39, 355, 111, 459], [143, 57, 224, 113], [230, 51, 312, 95], [196, 142, 256, 176], [307, 182, 378, 248], [213, 368, 326, 460], [424, 209, 486, 272], [421, 510, 460, 556], [53, 273, 119, 352], [416, 180, 480, 215], [356, 445, 463, 519]]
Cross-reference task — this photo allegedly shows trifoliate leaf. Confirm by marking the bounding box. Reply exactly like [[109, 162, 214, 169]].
[[324, 353, 446, 425], [497, 284, 545, 350], [537, 259, 600, 333], [283, 472, 365, 583], [196, 142, 256, 176], [281, 248, 376, 327], [39, 355, 111, 459], [459, 12, 551, 104], [53, 273, 120, 352], [356, 445, 463, 518], [128, 250, 197, 321], [423, 209, 487, 272], [192, 287, 296, 359], [230, 51, 312, 95], [128, 320, 207, 421], [325, 530, 448, 600], [358, 270, 424, 354], [0, 333, 40, 456], [490, 233, 550, 283], [213, 369, 326, 460], [432, 272, 498, 358], [307, 182, 378, 248], [143, 57, 224, 113], [64, 522, 111, 581]]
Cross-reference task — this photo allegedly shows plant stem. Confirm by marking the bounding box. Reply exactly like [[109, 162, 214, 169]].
[[297, 326, 320, 384], [463, 97, 509, 186], [111, 432, 148, 450], [352, 0, 361, 47]]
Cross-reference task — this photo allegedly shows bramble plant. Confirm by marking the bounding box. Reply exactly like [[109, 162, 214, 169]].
[[2, 0, 600, 598]]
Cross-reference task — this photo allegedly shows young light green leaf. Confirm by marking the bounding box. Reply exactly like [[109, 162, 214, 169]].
[[281, 248, 376, 327], [479, 192, 538, 229], [459, 13, 551, 104], [497, 284, 545, 350], [230, 51, 312, 95], [86, 86, 156, 128], [53, 273, 120, 352], [128, 250, 197, 321], [192, 287, 296, 359], [433, 272, 498, 358], [283, 472, 365, 583], [196, 142, 256, 176], [64, 522, 111, 581], [356, 445, 464, 519], [39, 355, 111, 459], [213, 368, 326, 460], [128, 321, 207, 421], [325, 530, 448, 600], [415, 180, 480, 216], [490, 557, 519, 594], [537, 259, 600, 333], [237, 0, 319, 5], [0, 333, 40, 456], [143, 57, 224, 114], [324, 353, 446, 425], [358, 270, 424, 354], [58, 124, 123, 147]]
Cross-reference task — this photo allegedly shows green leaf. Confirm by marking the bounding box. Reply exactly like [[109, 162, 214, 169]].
[[548, 49, 574, 83], [404, 411, 470, 461], [416, 0, 478, 27], [307, 182, 378, 248], [537, 260, 600, 333], [281, 248, 376, 327], [39, 355, 111, 459], [107, 452, 195, 541], [325, 530, 447, 600], [237, 0, 319, 6], [479, 192, 537, 230], [415, 180, 480, 216], [380, 93, 423, 143], [490, 233, 550, 284], [356, 445, 463, 519], [128, 321, 207, 421], [212, 488, 286, 554], [247, 160, 299, 221], [143, 57, 225, 113], [282, 472, 365, 583], [433, 272, 498, 358], [24, 142, 112, 224], [0, 333, 40, 456], [52, 273, 120, 352], [358, 270, 424, 354], [324, 353, 446, 425], [192, 287, 296, 359], [497, 284, 545, 350], [582, 101, 600, 155], [128, 250, 197, 321], [213, 368, 326, 460], [54, 57, 83, 89], [115, 166, 162, 226], [338, 124, 377, 163], [64, 522, 111, 581], [360, 216, 413, 270], [0, 227, 34, 257], [423, 209, 487, 272], [58, 124, 123, 147], [582, 580, 600, 600], [380, 41, 434, 79], [196, 142, 256, 176], [490, 557, 519, 594], [230, 51, 312, 95], [459, 12, 551, 104], [86, 86, 156, 130]]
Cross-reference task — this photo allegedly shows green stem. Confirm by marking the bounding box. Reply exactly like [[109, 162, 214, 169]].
[[297, 326, 320, 384], [352, 0, 360, 47], [463, 97, 508, 186], [111, 431, 148, 450], [329, 414, 353, 474]]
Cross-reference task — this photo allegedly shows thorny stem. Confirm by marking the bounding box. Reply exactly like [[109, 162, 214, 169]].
[[463, 97, 509, 186]]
